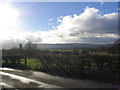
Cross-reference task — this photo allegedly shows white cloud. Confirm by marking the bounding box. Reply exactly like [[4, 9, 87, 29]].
[[1, 7, 118, 48], [48, 23, 53, 25], [52, 7, 118, 43], [48, 18, 53, 22]]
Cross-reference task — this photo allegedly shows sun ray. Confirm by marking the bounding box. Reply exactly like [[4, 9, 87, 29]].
[[0, 3, 20, 40]]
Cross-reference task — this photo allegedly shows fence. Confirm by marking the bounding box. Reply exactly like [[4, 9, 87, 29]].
[[1, 54, 119, 84], [38, 54, 119, 84], [2, 55, 27, 67]]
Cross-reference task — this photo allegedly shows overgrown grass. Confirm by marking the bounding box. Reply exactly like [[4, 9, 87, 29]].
[[23, 58, 42, 70]]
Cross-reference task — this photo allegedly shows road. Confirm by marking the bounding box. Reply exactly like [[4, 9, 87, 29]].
[[0, 67, 117, 89]]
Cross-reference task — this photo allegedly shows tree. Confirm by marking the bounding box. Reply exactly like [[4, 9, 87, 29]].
[[110, 39, 120, 54], [24, 41, 38, 58]]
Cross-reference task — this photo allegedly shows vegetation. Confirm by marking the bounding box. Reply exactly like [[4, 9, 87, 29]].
[[2, 39, 120, 84]]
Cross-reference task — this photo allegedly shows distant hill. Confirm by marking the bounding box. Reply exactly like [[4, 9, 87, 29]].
[[37, 43, 113, 49], [2, 43, 113, 49]]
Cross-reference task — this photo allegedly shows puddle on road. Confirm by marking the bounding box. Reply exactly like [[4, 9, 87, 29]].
[[0, 72, 43, 88], [0, 69, 33, 78], [0, 71, 61, 88], [0, 67, 22, 72], [2, 76, 41, 88]]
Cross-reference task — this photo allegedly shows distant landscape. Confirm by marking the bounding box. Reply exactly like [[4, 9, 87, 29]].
[[2, 42, 113, 49], [0, 2, 119, 88], [2, 39, 119, 85]]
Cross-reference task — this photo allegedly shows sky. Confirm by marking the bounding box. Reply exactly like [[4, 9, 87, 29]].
[[0, 1, 119, 48], [11, 2, 118, 31]]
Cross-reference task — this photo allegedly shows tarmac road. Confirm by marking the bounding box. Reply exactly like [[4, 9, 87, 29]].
[[0, 67, 117, 89]]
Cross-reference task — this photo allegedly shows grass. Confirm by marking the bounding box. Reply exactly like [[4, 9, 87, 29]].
[[22, 58, 42, 70], [2, 58, 42, 70]]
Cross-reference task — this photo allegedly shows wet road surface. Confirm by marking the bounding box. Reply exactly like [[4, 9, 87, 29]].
[[0, 67, 117, 88]]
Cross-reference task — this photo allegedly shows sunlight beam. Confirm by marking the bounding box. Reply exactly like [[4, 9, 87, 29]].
[[0, 3, 20, 40]]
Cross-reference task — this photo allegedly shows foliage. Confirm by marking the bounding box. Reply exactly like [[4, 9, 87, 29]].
[[26, 58, 42, 70], [2, 40, 119, 84]]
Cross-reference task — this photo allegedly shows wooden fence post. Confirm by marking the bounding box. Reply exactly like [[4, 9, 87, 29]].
[[18, 59, 20, 64], [25, 58, 27, 67]]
